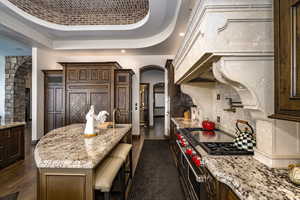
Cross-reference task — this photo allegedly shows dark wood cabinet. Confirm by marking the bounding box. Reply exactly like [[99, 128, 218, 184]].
[[61, 62, 123, 125], [270, 0, 300, 122], [65, 85, 111, 124], [218, 183, 240, 200], [0, 126, 25, 170], [115, 69, 134, 124], [43, 70, 64, 134], [44, 63, 133, 130]]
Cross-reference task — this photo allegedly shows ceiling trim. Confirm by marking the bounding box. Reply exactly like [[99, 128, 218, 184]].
[[1, 0, 150, 31]]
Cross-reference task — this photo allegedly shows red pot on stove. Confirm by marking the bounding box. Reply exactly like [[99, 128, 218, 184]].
[[202, 119, 215, 131]]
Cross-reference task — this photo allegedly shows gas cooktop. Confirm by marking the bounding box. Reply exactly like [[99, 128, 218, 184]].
[[200, 142, 254, 155], [180, 128, 254, 156]]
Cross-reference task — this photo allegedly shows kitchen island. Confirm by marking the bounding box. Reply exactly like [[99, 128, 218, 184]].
[[34, 123, 132, 200]]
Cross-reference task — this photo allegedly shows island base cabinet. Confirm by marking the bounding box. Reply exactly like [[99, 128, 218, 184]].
[[0, 126, 25, 169], [37, 168, 94, 200]]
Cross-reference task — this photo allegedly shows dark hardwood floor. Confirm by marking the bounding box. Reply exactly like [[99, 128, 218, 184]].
[[0, 126, 144, 200], [143, 117, 166, 140]]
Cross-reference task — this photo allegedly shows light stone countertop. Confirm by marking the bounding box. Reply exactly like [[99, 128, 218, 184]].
[[171, 118, 300, 200], [171, 117, 202, 129], [201, 153, 300, 200], [34, 123, 131, 169], [0, 122, 26, 130]]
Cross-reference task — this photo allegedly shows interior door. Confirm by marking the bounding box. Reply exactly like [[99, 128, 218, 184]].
[[140, 83, 149, 127], [44, 72, 64, 134]]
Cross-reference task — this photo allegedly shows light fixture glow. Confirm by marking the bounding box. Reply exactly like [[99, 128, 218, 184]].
[[121, 49, 126, 53], [179, 32, 185, 37]]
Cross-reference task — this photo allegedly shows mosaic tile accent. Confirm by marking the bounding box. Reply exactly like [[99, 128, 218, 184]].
[[8, 0, 149, 26]]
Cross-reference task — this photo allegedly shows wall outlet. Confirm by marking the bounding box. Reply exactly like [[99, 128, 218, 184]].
[[217, 116, 221, 123]]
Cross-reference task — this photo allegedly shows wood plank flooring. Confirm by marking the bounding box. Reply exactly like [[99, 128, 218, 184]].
[[0, 127, 144, 200]]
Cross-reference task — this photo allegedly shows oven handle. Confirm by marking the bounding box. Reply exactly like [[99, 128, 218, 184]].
[[176, 140, 205, 183]]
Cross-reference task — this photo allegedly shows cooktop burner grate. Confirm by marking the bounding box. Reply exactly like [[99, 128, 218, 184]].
[[200, 142, 254, 155]]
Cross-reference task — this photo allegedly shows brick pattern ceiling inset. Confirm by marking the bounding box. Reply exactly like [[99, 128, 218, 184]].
[[8, 0, 149, 26]]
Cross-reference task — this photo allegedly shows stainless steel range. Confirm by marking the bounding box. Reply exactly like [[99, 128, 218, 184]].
[[174, 127, 253, 200]]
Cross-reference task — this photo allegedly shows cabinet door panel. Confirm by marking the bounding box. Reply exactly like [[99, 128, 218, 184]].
[[68, 92, 88, 124], [90, 91, 110, 114], [47, 88, 55, 112], [6, 128, 22, 161], [0, 143, 6, 167], [101, 70, 110, 82], [273, 0, 300, 120], [47, 113, 55, 132], [55, 88, 64, 112], [116, 86, 128, 111], [79, 69, 88, 81], [67, 69, 78, 82], [0, 130, 9, 142], [55, 113, 64, 129]]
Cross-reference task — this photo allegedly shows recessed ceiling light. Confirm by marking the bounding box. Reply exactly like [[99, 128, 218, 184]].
[[179, 32, 185, 37], [121, 49, 126, 53]]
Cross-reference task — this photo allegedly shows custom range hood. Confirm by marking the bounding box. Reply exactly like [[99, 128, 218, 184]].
[[174, 0, 274, 120], [173, 0, 300, 168]]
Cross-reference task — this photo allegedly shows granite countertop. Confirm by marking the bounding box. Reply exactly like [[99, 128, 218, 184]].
[[34, 123, 132, 169], [0, 122, 26, 130], [205, 156, 300, 200], [171, 117, 201, 129], [172, 117, 299, 199], [195, 145, 300, 200]]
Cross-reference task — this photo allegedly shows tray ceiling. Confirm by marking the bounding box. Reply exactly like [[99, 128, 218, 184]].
[[7, 0, 149, 26]]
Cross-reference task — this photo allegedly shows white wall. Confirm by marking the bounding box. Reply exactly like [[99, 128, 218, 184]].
[[0, 56, 5, 124], [140, 69, 165, 126], [31, 47, 173, 140]]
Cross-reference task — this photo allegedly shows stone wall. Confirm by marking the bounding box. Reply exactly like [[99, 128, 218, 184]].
[[5, 56, 32, 123]]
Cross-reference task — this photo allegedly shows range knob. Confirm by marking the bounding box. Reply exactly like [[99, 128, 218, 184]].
[[192, 155, 202, 167], [180, 140, 187, 147], [185, 148, 193, 155], [176, 133, 182, 140]]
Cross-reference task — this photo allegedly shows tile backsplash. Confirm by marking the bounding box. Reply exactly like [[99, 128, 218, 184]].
[[212, 84, 255, 135], [184, 82, 255, 136]]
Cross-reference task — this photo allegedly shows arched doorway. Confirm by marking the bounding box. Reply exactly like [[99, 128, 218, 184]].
[[5, 56, 32, 123], [139, 65, 166, 139]]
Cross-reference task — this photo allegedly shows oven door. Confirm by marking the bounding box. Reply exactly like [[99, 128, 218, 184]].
[[176, 141, 206, 200]]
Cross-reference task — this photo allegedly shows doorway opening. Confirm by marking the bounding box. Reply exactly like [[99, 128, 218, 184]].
[[139, 65, 166, 140]]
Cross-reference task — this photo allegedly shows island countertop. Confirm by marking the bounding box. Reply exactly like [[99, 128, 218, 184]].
[[34, 124, 132, 169], [0, 122, 26, 130]]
